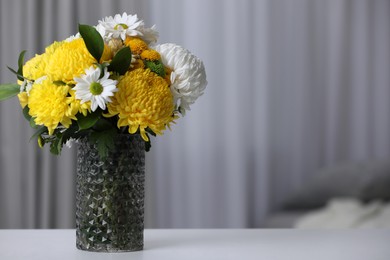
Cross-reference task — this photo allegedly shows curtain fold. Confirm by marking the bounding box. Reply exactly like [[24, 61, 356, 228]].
[[0, 0, 389, 228]]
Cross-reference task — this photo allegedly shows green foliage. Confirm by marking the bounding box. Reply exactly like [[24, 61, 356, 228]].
[[93, 118, 115, 131], [144, 138, 152, 152], [89, 127, 118, 160], [53, 80, 66, 86], [79, 24, 104, 62], [30, 126, 48, 142], [61, 123, 84, 146], [29, 117, 38, 129], [77, 110, 102, 130], [0, 83, 20, 101], [145, 127, 156, 137], [6, 50, 27, 82], [50, 134, 63, 155], [108, 47, 132, 75], [143, 60, 166, 77], [6, 66, 22, 79], [17, 50, 27, 81], [22, 106, 31, 120]]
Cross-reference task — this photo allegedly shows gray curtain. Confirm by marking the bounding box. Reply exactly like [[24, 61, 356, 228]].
[[0, 0, 389, 228]]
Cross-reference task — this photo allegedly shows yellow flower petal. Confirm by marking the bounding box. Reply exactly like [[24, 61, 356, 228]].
[[45, 38, 95, 82], [28, 79, 76, 135], [17, 92, 28, 108], [106, 68, 176, 141]]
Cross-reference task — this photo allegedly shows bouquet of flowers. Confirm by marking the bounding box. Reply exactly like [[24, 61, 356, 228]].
[[0, 13, 207, 158]]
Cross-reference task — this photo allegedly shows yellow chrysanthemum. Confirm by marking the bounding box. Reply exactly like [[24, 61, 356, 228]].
[[23, 41, 64, 81], [17, 92, 28, 108], [45, 41, 63, 55], [164, 67, 173, 85], [44, 38, 94, 82], [106, 68, 176, 141], [68, 89, 91, 117], [124, 37, 148, 55], [44, 38, 112, 83], [28, 79, 77, 135], [141, 49, 161, 61], [23, 54, 46, 80], [132, 59, 145, 70]]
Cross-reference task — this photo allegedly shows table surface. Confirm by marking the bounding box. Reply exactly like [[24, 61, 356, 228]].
[[0, 229, 389, 260]]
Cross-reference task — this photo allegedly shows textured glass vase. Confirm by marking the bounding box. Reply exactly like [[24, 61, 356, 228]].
[[76, 134, 145, 252]]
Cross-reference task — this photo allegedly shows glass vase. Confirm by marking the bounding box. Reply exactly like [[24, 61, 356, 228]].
[[75, 134, 145, 252]]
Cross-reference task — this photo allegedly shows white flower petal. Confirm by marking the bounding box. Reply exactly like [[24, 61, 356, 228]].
[[90, 100, 98, 112], [97, 12, 158, 42], [153, 43, 207, 114], [73, 65, 118, 112]]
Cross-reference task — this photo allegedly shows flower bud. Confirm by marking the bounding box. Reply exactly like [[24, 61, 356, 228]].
[[38, 136, 45, 148], [108, 38, 124, 55]]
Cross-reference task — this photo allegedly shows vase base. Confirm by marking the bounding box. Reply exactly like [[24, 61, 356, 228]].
[[76, 244, 143, 253]]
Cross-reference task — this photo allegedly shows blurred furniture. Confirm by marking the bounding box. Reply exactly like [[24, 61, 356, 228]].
[[263, 160, 390, 228], [1, 229, 389, 260]]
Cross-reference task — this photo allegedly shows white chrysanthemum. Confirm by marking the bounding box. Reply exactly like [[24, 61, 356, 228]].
[[153, 43, 207, 114], [98, 12, 144, 40], [73, 66, 118, 111]]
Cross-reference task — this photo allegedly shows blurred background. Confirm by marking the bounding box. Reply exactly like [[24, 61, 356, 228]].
[[0, 0, 389, 229]]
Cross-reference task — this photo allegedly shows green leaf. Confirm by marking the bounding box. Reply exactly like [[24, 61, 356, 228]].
[[30, 126, 47, 142], [108, 47, 132, 75], [79, 24, 104, 62], [61, 123, 79, 145], [17, 50, 27, 81], [77, 110, 102, 130], [53, 80, 66, 86], [22, 106, 31, 121], [50, 134, 63, 155], [7, 66, 19, 76], [93, 118, 115, 131], [145, 140, 151, 152], [0, 83, 20, 101], [143, 60, 166, 77], [145, 127, 157, 137], [29, 117, 38, 129], [89, 128, 118, 160]]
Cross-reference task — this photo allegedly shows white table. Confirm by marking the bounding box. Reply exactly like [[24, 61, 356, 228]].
[[0, 229, 389, 260]]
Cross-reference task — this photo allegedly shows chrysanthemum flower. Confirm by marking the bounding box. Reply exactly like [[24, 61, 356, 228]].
[[22, 41, 64, 82], [45, 38, 112, 83], [28, 78, 76, 135], [45, 41, 63, 55], [153, 43, 207, 114], [141, 49, 161, 61], [68, 89, 91, 117], [17, 92, 28, 108], [124, 37, 148, 55], [105, 68, 176, 141], [23, 54, 46, 81], [73, 66, 118, 112]]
